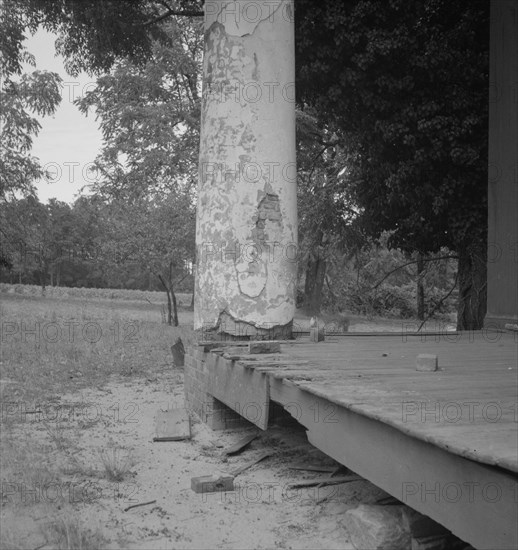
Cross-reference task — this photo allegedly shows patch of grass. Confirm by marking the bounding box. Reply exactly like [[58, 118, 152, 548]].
[[44, 517, 108, 550], [99, 446, 136, 482], [0, 531, 26, 550], [0, 291, 189, 549], [0, 293, 194, 402], [0, 282, 192, 307]]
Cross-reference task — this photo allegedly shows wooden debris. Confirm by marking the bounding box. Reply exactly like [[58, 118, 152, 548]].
[[375, 496, 401, 505], [224, 432, 258, 456], [289, 463, 337, 473], [287, 475, 362, 489], [315, 465, 347, 503], [231, 451, 272, 476], [154, 409, 191, 442], [171, 337, 185, 366], [124, 500, 157, 512]]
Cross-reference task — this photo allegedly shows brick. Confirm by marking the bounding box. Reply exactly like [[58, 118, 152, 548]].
[[416, 354, 438, 372], [191, 474, 234, 494]]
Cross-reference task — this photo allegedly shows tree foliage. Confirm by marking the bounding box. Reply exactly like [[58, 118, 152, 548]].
[[5, 0, 202, 76], [75, 17, 202, 199], [1, 0, 492, 328], [296, 107, 363, 314], [100, 191, 195, 325], [295, 0, 489, 328], [296, 0, 488, 252], [0, 3, 62, 197], [0, 193, 195, 308]]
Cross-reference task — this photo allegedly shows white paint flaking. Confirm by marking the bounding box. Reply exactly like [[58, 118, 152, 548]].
[[195, 0, 296, 333], [206, 0, 284, 37]]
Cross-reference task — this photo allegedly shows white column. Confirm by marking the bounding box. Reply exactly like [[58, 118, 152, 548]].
[[195, 0, 297, 339]]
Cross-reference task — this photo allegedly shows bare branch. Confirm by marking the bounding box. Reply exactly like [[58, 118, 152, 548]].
[[417, 270, 459, 331], [143, 7, 203, 27], [157, 273, 168, 290], [306, 140, 341, 186], [174, 272, 189, 286], [371, 254, 458, 290]]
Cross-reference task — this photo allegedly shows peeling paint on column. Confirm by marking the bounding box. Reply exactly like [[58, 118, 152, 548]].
[[195, 0, 297, 338]]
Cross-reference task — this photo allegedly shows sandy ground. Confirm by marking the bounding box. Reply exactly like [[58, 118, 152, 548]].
[[1, 368, 391, 550]]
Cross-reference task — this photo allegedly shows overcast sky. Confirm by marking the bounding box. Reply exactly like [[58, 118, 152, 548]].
[[25, 30, 103, 204]]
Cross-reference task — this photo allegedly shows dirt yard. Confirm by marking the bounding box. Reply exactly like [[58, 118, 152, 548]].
[[0, 290, 455, 549], [2, 368, 399, 549]]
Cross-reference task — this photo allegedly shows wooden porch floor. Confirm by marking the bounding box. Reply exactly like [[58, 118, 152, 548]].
[[205, 330, 518, 549]]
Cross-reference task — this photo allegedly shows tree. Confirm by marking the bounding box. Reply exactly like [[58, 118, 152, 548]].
[[296, 107, 361, 314], [75, 17, 202, 199], [0, 3, 62, 198], [2, 0, 491, 329], [100, 192, 195, 325], [69, 14, 200, 317], [0, 196, 57, 292], [295, 0, 489, 329]]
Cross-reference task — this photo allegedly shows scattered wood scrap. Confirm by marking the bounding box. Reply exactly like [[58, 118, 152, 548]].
[[375, 496, 401, 505], [153, 409, 191, 442], [231, 451, 272, 476], [289, 463, 337, 473], [287, 475, 363, 489], [224, 432, 258, 456], [171, 337, 185, 367], [124, 500, 157, 512], [315, 465, 346, 503]]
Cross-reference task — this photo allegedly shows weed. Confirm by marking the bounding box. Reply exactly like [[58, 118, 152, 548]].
[[44, 516, 107, 550], [0, 531, 26, 550], [99, 446, 136, 482]]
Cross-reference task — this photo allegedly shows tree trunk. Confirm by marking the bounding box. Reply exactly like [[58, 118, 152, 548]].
[[166, 288, 173, 326], [158, 273, 172, 326], [457, 241, 487, 330], [416, 253, 425, 321], [39, 256, 48, 296], [40, 269, 47, 296], [158, 269, 179, 327], [171, 288, 179, 327], [304, 253, 326, 315], [168, 261, 179, 327]]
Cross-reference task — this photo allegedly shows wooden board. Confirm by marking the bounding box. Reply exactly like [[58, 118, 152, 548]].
[[154, 409, 191, 441], [203, 332, 518, 548], [277, 333, 518, 473], [208, 352, 269, 429], [269, 378, 517, 550]]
